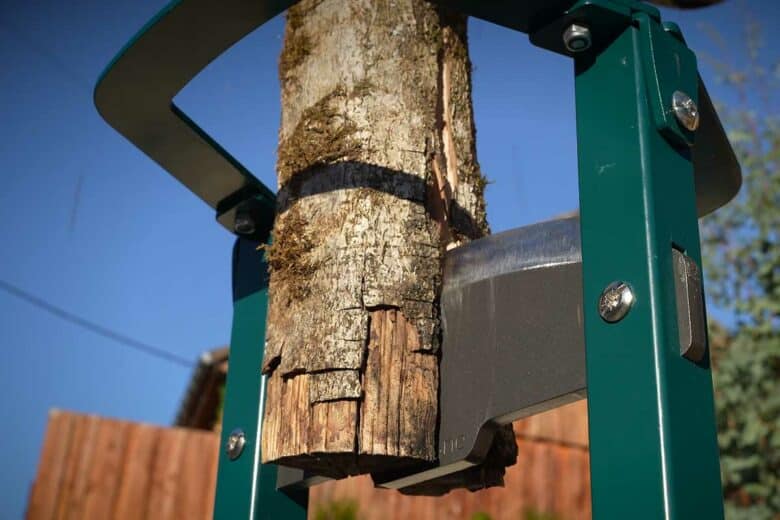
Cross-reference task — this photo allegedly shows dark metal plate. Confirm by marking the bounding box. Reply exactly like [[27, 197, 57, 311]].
[[693, 81, 742, 216], [672, 248, 707, 363]]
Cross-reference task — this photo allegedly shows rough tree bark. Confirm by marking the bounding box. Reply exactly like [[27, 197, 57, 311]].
[[260, 0, 516, 493]]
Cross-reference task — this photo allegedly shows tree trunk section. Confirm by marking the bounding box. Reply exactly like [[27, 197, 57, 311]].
[[261, 0, 516, 491]]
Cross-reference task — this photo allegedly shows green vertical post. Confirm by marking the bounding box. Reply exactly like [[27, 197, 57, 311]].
[[213, 237, 308, 519], [574, 15, 723, 520]]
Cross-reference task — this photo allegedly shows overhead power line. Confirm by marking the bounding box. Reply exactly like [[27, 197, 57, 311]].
[[0, 278, 194, 368]]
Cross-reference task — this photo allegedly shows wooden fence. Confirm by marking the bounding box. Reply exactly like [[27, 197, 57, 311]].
[[26, 411, 219, 520], [28, 402, 590, 519], [310, 401, 591, 520]]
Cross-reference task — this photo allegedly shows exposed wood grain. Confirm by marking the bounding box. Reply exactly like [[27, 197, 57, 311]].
[[263, 309, 439, 478], [360, 309, 438, 461], [263, 371, 363, 478]]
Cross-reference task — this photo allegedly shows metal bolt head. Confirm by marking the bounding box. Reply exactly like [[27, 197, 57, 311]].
[[598, 281, 635, 323], [226, 428, 246, 460], [234, 214, 256, 236], [672, 90, 699, 131], [563, 24, 592, 53]]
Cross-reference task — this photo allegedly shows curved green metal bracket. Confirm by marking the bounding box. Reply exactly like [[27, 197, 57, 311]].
[[93, 0, 295, 240], [94, 0, 740, 242]]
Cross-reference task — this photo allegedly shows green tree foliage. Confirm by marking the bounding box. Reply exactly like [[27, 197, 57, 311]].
[[522, 510, 563, 520], [698, 17, 780, 520], [313, 499, 359, 520], [468, 510, 563, 520]]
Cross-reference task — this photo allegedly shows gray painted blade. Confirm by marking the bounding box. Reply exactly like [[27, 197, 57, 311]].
[[378, 217, 587, 490]]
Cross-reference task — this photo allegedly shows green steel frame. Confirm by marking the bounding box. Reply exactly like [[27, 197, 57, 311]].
[[573, 7, 723, 518], [215, 237, 307, 518], [94, 1, 741, 518]]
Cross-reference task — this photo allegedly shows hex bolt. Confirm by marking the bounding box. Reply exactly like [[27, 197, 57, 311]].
[[672, 90, 700, 131], [226, 428, 246, 460], [563, 24, 592, 53], [233, 213, 256, 236], [598, 281, 635, 323]]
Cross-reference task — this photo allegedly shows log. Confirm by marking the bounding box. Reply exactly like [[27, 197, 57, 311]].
[[261, 0, 516, 491]]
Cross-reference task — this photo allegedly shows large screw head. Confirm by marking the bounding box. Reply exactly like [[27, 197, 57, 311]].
[[672, 90, 700, 131], [598, 281, 635, 323], [563, 24, 592, 53], [226, 428, 246, 460], [234, 213, 256, 236]]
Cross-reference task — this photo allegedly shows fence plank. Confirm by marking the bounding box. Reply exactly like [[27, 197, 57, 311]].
[[27, 412, 220, 520], [82, 418, 130, 518], [27, 411, 74, 520], [309, 402, 591, 520], [175, 428, 219, 520], [513, 400, 590, 448], [146, 427, 185, 519], [112, 422, 159, 518], [30, 405, 590, 520], [59, 414, 100, 520]]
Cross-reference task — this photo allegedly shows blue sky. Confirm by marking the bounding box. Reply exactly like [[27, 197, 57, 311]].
[[0, 0, 777, 516]]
